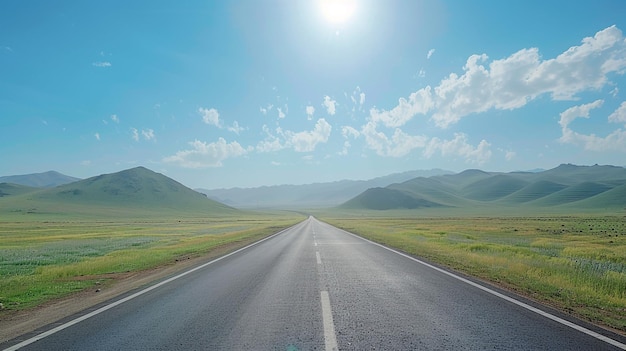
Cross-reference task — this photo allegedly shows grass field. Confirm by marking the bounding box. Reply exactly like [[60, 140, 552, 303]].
[[318, 213, 626, 333], [0, 212, 304, 312]]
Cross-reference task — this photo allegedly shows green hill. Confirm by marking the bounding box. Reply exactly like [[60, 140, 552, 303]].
[[340, 187, 443, 210], [527, 182, 613, 207], [498, 180, 567, 203], [0, 183, 40, 197], [387, 177, 473, 207], [0, 167, 236, 218], [0, 170, 80, 187], [462, 174, 529, 201], [566, 183, 626, 208], [340, 164, 626, 211]]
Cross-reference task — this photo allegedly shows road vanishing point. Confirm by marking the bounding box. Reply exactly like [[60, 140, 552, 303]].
[[3, 217, 626, 350]]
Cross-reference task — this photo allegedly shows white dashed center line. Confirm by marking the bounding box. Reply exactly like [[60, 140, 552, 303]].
[[320, 291, 338, 351]]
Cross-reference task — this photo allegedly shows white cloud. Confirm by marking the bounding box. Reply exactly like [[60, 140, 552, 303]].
[[608, 101, 626, 123], [611, 87, 620, 97], [371, 25, 626, 129], [142, 129, 156, 141], [277, 107, 286, 119], [338, 141, 352, 155], [427, 48, 435, 59], [94, 133, 100, 141], [256, 125, 285, 153], [370, 87, 434, 128], [559, 100, 626, 152], [424, 133, 492, 165], [131, 127, 156, 141], [131, 128, 139, 141], [323, 96, 337, 115], [285, 118, 332, 152], [361, 121, 428, 157], [92, 61, 111, 67], [199, 107, 221, 127], [505, 150, 516, 161], [558, 99, 604, 129], [306, 105, 315, 120], [110, 114, 119, 123], [342, 125, 360, 139], [227, 121, 245, 134], [163, 138, 249, 168]]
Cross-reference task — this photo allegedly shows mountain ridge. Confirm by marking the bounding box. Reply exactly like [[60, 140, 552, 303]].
[[0, 171, 80, 188], [0, 166, 236, 217], [340, 164, 626, 211]]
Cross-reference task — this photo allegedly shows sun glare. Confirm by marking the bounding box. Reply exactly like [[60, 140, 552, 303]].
[[319, 0, 357, 24]]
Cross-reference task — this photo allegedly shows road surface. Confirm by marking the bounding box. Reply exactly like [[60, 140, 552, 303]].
[[3, 216, 625, 350]]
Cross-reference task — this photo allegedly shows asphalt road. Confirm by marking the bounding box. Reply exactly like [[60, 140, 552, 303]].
[[3, 216, 626, 350]]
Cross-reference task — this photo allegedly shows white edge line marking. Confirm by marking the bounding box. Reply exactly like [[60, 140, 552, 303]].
[[328, 222, 626, 350], [3, 223, 303, 351], [316, 251, 322, 265], [320, 291, 338, 351]]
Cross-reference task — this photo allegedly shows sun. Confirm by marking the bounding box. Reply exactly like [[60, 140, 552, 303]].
[[319, 0, 357, 24]]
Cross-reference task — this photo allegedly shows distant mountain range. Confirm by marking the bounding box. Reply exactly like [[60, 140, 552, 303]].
[[2, 164, 624, 215], [197, 169, 453, 208], [0, 170, 80, 187], [341, 164, 626, 210], [0, 167, 236, 217]]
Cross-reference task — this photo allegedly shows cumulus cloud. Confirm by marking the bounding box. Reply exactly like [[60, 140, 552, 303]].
[[323, 96, 337, 115], [361, 121, 428, 157], [349, 87, 366, 112], [227, 121, 245, 135], [277, 107, 286, 119], [306, 105, 315, 120], [558, 99, 604, 129], [131, 128, 156, 141], [423, 133, 492, 165], [285, 118, 332, 152], [559, 100, 626, 152], [142, 129, 156, 141], [361, 119, 492, 163], [370, 87, 434, 128], [131, 128, 139, 141], [341, 125, 360, 139], [110, 114, 119, 123], [163, 138, 249, 168], [608, 101, 626, 123], [199, 107, 221, 127], [256, 125, 285, 153], [92, 61, 111, 67], [427, 48, 435, 59], [94, 133, 100, 141], [370, 25, 626, 129]]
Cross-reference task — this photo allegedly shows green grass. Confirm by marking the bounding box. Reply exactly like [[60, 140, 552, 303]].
[[318, 214, 626, 332], [0, 212, 303, 311]]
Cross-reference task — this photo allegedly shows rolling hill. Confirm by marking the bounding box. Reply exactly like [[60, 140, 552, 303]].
[[340, 164, 626, 211], [0, 167, 236, 218], [0, 170, 80, 187], [0, 183, 39, 197], [198, 169, 453, 208]]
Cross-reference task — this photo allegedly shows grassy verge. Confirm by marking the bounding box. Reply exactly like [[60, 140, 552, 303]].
[[319, 214, 626, 333], [0, 213, 303, 311]]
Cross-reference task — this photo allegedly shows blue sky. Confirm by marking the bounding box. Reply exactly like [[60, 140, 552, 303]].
[[2, 0, 626, 189]]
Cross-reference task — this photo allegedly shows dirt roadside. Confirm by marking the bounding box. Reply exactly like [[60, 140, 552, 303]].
[[0, 240, 249, 344]]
